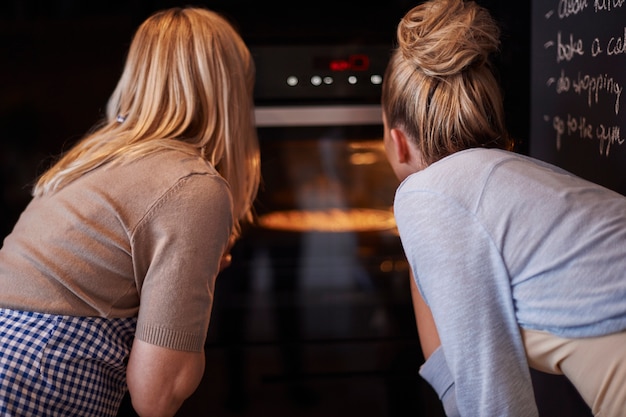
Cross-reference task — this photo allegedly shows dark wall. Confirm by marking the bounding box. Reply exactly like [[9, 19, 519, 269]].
[[0, 1, 530, 237]]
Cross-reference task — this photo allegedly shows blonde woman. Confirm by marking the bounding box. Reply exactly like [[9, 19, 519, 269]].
[[0, 7, 260, 417], [382, 0, 626, 416]]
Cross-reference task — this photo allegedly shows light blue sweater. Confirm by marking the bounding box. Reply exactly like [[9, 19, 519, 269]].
[[393, 148, 626, 416]]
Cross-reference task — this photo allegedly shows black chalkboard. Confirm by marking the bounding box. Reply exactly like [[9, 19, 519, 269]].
[[530, 1, 626, 196]]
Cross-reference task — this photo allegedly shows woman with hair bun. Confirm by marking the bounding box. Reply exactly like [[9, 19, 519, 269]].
[[0, 7, 260, 416], [382, 0, 626, 415]]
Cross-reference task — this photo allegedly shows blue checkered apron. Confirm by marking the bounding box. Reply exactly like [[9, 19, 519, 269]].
[[0, 308, 137, 416]]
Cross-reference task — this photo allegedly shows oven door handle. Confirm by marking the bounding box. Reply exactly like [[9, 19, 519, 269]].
[[254, 104, 382, 127]]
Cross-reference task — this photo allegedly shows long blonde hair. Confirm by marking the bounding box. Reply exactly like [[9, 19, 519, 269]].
[[33, 7, 261, 238], [382, 0, 513, 165]]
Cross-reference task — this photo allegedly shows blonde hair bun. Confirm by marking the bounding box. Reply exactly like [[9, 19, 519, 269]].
[[397, 0, 500, 77]]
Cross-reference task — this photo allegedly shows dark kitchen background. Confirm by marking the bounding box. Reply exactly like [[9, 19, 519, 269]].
[[1, 1, 533, 417]]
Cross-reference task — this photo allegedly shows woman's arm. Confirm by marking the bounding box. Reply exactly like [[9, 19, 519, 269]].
[[126, 339, 205, 417], [410, 271, 441, 360], [411, 271, 461, 416]]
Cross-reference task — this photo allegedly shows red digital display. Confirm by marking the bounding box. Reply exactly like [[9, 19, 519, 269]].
[[314, 54, 370, 72]]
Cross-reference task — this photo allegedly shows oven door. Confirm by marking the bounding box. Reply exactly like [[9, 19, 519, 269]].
[[252, 104, 405, 290]]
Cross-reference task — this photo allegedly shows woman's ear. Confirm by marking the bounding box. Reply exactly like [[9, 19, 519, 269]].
[[390, 127, 411, 164], [387, 127, 426, 178]]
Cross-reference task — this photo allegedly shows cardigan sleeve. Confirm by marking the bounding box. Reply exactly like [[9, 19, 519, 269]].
[[131, 172, 233, 352]]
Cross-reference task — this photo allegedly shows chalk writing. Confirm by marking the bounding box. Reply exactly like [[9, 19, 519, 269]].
[[607, 27, 626, 55], [591, 27, 626, 57], [550, 114, 624, 155], [572, 72, 623, 114], [556, 31, 585, 62], [558, 0, 589, 18], [594, 0, 625, 13], [555, 0, 625, 18], [597, 124, 624, 155], [551, 70, 623, 114]]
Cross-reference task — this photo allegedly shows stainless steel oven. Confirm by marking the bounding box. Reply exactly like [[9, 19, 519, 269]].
[[250, 43, 406, 286]]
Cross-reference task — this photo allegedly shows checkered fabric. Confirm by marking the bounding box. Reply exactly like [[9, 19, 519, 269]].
[[0, 308, 137, 417]]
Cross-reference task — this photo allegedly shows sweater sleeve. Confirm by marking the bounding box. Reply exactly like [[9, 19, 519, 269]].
[[395, 190, 539, 417], [131, 172, 233, 352], [419, 346, 460, 417]]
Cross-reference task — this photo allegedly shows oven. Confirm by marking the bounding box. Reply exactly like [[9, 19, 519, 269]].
[[196, 44, 445, 417], [251, 44, 404, 286]]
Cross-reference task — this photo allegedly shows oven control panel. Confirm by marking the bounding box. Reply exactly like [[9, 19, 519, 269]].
[[251, 44, 391, 104]]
